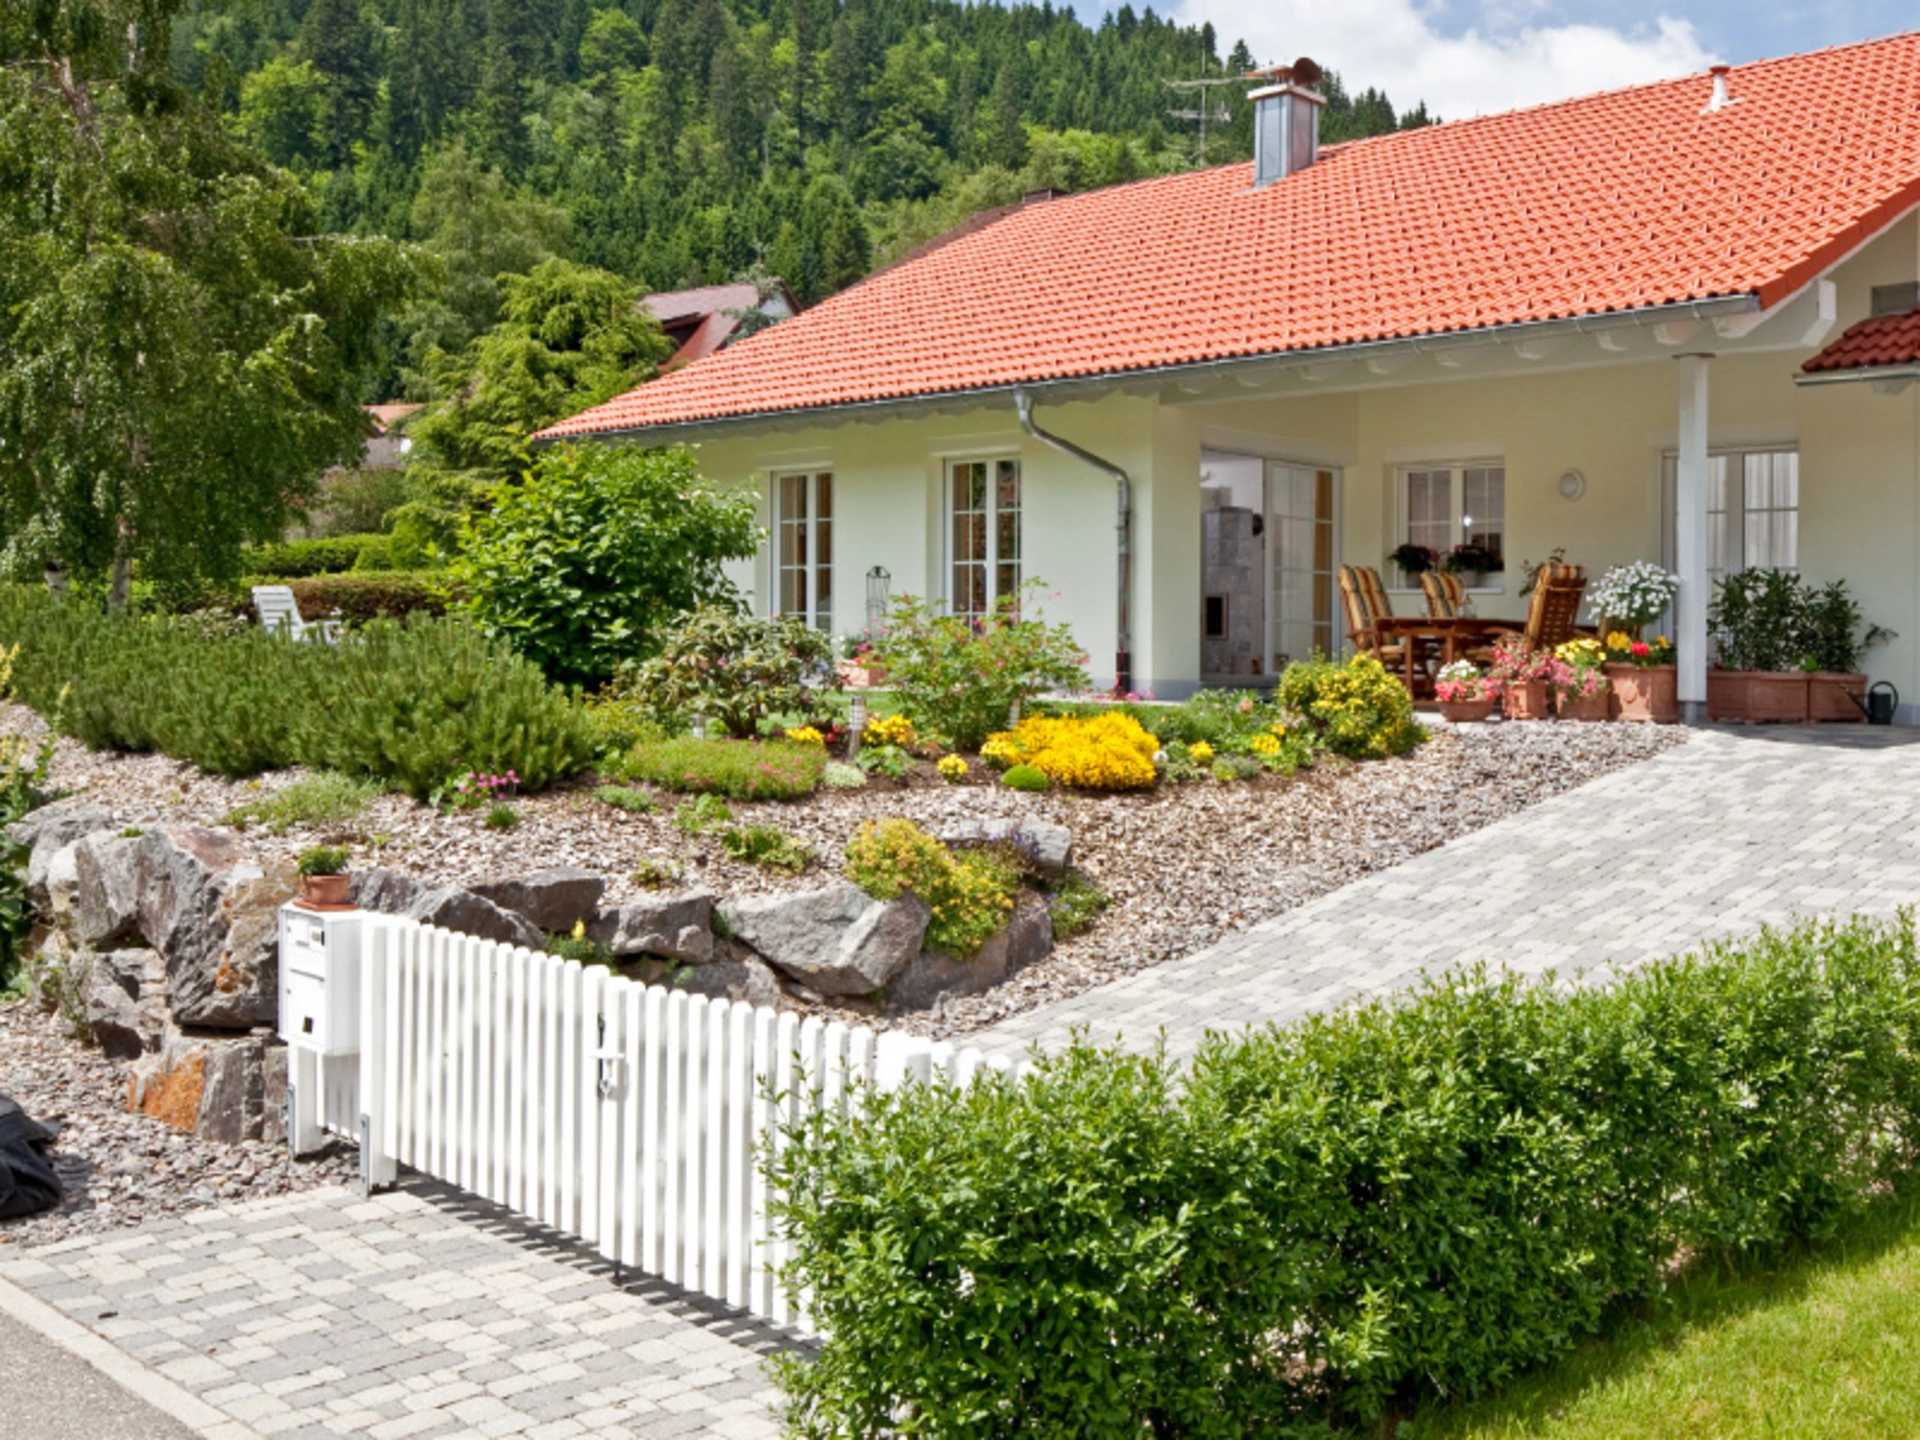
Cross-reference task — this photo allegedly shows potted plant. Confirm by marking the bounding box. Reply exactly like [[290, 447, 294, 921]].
[[295, 845, 352, 911], [1798, 579, 1894, 722], [1708, 568, 1809, 723], [1487, 636, 1561, 720], [1602, 632, 1679, 722], [1433, 659, 1500, 722], [837, 632, 888, 689], [1444, 542, 1504, 590], [1588, 561, 1679, 639], [1389, 543, 1441, 584], [1553, 638, 1611, 720]]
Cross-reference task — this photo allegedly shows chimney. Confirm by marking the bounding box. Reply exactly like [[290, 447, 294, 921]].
[[1249, 57, 1326, 187], [1706, 63, 1733, 112]]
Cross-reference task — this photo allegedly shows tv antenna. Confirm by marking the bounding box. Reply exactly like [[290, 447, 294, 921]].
[[1164, 73, 1240, 166]]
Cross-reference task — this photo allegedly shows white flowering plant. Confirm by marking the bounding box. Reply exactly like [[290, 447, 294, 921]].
[[1588, 562, 1680, 629]]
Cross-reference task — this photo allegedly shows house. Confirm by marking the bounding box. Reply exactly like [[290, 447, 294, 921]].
[[359, 403, 423, 470], [538, 34, 1920, 718], [644, 280, 799, 373]]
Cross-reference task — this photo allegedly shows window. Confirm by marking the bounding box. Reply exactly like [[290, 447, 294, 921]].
[[772, 471, 832, 629], [949, 458, 1021, 618], [1661, 448, 1798, 583], [1396, 462, 1504, 585]]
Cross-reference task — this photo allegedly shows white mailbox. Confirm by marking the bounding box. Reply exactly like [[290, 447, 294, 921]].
[[278, 905, 364, 1056]]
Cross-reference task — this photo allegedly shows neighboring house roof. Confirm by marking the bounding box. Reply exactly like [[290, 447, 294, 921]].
[[539, 31, 1920, 442], [643, 280, 800, 371], [1802, 308, 1920, 373], [364, 402, 424, 434]]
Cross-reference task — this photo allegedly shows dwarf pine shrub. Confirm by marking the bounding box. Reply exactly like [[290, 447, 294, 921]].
[[769, 913, 1920, 1436]]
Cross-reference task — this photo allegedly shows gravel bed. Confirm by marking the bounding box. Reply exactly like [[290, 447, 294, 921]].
[[2, 703, 1687, 1047], [0, 1000, 356, 1249]]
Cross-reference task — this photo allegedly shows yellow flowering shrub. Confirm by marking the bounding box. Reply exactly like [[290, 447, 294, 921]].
[[843, 818, 1018, 957], [937, 754, 968, 783], [1249, 733, 1281, 756], [1276, 653, 1424, 760], [1188, 741, 1215, 765], [784, 725, 826, 746], [982, 712, 1160, 791], [979, 733, 1023, 769], [863, 712, 916, 748]]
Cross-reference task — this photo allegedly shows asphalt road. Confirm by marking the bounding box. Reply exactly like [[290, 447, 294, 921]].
[[0, 1307, 199, 1439]]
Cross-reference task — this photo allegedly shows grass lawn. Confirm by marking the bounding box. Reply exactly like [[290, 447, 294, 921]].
[[1399, 1189, 1920, 1440]]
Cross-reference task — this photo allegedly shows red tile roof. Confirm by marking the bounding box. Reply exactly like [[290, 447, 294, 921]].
[[1803, 308, 1920, 372], [541, 32, 1920, 441]]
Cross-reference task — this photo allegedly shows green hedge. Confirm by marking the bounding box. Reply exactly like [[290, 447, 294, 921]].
[[0, 593, 592, 798], [269, 573, 458, 623], [768, 914, 1920, 1436], [243, 533, 398, 578]]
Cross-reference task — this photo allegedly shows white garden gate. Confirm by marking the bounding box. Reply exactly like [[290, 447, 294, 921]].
[[285, 909, 1008, 1329]]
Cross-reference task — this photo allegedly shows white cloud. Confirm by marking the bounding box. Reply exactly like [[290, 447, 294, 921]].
[[1174, 0, 1717, 118]]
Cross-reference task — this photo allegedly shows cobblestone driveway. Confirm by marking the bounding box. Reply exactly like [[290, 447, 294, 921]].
[[974, 727, 1920, 1063], [0, 1181, 785, 1439]]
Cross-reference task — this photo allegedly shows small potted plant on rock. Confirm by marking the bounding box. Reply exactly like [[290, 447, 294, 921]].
[[1553, 638, 1612, 720], [1602, 632, 1678, 722], [295, 845, 352, 910], [1488, 636, 1561, 720], [1433, 660, 1500, 722]]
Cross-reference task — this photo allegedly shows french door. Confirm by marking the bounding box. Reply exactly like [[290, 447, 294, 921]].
[[772, 471, 832, 630]]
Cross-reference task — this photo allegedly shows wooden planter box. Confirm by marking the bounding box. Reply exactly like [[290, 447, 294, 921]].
[[1557, 689, 1611, 721], [1438, 696, 1498, 723], [1606, 663, 1679, 724], [1747, 672, 1811, 723], [1503, 678, 1550, 720], [1808, 671, 1867, 723], [1707, 670, 1752, 723]]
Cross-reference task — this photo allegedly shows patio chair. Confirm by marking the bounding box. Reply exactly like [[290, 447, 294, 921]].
[[1474, 563, 1588, 659], [1420, 570, 1466, 618], [251, 585, 343, 645], [1339, 564, 1432, 685]]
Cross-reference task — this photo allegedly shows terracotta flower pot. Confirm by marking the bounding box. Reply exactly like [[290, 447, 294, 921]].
[[1707, 670, 1753, 723], [296, 872, 352, 911], [1746, 672, 1811, 724], [1607, 663, 1679, 724], [1503, 678, 1550, 720], [1557, 689, 1611, 721], [837, 660, 888, 689], [1437, 696, 1498, 723], [1807, 672, 1867, 723]]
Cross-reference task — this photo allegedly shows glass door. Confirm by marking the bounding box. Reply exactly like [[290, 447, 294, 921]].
[[1267, 462, 1337, 669]]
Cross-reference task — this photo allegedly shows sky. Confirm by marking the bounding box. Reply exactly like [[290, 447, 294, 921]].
[[1068, 2, 1916, 118]]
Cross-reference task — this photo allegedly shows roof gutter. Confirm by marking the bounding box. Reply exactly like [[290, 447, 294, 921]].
[[1794, 364, 1920, 388], [1014, 388, 1132, 694], [538, 294, 1763, 448]]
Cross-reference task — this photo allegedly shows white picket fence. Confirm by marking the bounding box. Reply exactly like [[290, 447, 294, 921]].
[[303, 911, 1009, 1330]]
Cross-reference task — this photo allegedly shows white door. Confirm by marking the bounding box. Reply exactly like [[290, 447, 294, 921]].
[[1266, 462, 1338, 669]]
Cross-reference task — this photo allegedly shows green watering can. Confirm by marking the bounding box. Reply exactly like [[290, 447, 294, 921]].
[[1846, 681, 1899, 725]]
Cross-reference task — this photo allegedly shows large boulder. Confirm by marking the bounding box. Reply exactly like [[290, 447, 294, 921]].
[[348, 867, 425, 915], [471, 867, 606, 933], [587, 892, 715, 965], [405, 887, 544, 951], [27, 837, 82, 919], [84, 948, 167, 1060], [73, 833, 143, 947], [127, 1031, 277, 1144], [935, 818, 1073, 882], [725, 885, 930, 997], [133, 827, 295, 1030], [888, 896, 1053, 1012], [620, 949, 787, 1010], [9, 800, 112, 854]]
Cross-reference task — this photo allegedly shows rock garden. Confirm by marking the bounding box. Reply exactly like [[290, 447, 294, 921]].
[[0, 572, 1688, 1241]]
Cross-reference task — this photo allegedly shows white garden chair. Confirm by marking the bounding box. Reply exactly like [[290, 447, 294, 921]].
[[251, 585, 343, 644]]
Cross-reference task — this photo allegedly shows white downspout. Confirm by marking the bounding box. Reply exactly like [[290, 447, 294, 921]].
[[1013, 388, 1133, 693], [1675, 354, 1713, 718]]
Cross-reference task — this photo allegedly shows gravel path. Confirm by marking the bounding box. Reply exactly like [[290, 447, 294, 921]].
[[0, 1000, 356, 1250]]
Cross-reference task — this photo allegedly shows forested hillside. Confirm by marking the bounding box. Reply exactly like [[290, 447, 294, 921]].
[[170, 0, 1430, 377]]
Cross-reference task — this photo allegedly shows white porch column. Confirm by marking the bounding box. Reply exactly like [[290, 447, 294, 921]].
[[1674, 354, 1712, 716]]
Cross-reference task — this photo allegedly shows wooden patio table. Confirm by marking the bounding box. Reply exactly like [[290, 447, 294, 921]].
[[1374, 616, 1508, 693]]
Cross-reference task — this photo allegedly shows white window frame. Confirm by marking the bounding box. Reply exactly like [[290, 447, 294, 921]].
[[945, 456, 1022, 619], [1393, 459, 1505, 590], [1660, 446, 1799, 583], [769, 470, 833, 630]]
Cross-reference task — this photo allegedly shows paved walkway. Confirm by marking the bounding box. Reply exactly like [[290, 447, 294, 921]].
[[0, 1181, 786, 1439], [974, 726, 1920, 1063]]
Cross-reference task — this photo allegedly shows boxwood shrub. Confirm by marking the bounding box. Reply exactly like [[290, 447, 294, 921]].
[[243, 533, 397, 578], [768, 913, 1920, 1436]]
